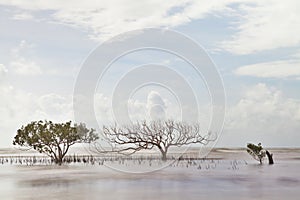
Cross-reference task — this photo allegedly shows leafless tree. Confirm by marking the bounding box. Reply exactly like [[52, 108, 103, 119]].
[[95, 120, 212, 160]]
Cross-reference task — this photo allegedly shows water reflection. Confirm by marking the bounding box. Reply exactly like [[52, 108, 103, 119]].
[[0, 149, 299, 200]]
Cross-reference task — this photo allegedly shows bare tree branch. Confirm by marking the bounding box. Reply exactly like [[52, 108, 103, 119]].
[[95, 120, 213, 160]]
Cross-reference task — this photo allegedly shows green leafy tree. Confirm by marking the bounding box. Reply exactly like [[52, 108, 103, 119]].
[[13, 120, 98, 165], [247, 143, 266, 164]]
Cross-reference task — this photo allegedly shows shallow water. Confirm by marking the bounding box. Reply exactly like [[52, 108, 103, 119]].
[[0, 149, 299, 200]]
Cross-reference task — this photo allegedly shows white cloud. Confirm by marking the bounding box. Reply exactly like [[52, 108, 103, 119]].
[[0, 62, 73, 146], [0, 84, 74, 146], [2, 0, 299, 54], [1, 1, 300, 148], [38, 93, 73, 118], [12, 12, 34, 20], [5, 83, 298, 147], [0, 0, 233, 41], [49, 0, 232, 41], [94, 93, 114, 124], [11, 59, 42, 75], [127, 98, 147, 121], [224, 83, 300, 146], [221, 0, 300, 54], [11, 40, 35, 55], [234, 59, 300, 79], [94, 90, 182, 124], [0, 64, 8, 78], [146, 91, 166, 120], [10, 40, 42, 76]]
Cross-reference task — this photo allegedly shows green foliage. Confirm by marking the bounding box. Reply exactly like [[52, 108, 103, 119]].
[[13, 120, 98, 165], [75, 122, 98, 143], [247, 143, 266, 164]]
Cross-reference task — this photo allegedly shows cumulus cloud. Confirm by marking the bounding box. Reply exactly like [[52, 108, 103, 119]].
[[0, 64, 8, 78], [234, 59, 300, 79], [129, 90, 185, 122], [127, 98, 147, 121], [94, 90, 182, 124], [94, 93, 114, 125], [38, 93, 73, 118], [0, 84, 73, 146], [147, 91, 166, 120], [224, 83, 300, 146], [11, 59, 42, 76], [10, 40, 42, 76]]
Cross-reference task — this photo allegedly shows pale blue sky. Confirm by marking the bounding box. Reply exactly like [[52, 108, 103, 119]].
[[0, 1, 300, 147]]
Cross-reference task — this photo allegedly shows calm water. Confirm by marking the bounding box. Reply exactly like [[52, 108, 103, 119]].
[[0, 149, 299, 200]]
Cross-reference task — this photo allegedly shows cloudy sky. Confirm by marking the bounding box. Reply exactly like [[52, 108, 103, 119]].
[[0, 0, 300, 147]]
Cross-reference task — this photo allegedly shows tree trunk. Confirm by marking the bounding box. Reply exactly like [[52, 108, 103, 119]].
[[56, 146, 63, 165], [266, 150, 274, 165], [161, 151, 167, 161], [57, 157, 63, 165]]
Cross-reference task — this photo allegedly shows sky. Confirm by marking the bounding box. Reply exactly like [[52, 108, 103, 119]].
[[0, 0, 300, 147]]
